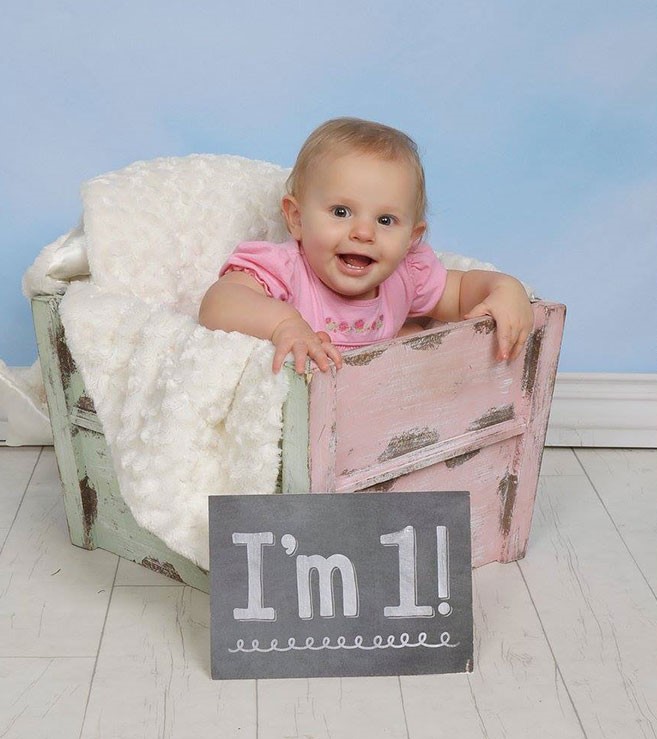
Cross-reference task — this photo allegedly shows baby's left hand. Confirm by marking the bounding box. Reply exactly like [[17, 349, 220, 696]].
[[464, 279, 533, 361]]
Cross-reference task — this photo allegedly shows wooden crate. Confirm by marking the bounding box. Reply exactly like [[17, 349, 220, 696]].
[[32, 295, 565, 592]]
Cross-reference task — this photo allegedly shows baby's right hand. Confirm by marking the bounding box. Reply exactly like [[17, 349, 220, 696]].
[[271, 317, 343, 374]]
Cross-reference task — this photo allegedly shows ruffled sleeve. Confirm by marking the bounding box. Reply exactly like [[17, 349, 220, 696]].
[[406, 243, 448, 316], [219, 241, 298, 302]]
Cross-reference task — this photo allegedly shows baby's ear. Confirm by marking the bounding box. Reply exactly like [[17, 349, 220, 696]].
[[410, 221, 427, 247], [281, 195, 303, 240]]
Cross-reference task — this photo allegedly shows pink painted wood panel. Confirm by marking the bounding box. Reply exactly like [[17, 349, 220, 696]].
[[305, 301, 565, 567]]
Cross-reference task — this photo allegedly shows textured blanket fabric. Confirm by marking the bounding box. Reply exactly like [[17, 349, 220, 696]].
[[59, 155, 292, 569]]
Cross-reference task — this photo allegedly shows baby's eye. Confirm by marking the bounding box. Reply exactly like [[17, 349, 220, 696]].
[[378, 215, 396, 226], [332, 206, 351, 218]]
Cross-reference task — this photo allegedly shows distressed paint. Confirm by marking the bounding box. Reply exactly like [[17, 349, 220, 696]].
[[342, 346, 387, 366], [52, 322, 76, 391], [79, 476, 98, 549], [360, 478, 396, 493], [522, 325, 544, 395], [445, 449, 481, 469], [500, 302, 566, 562], [33, 296, 96, 551], [402, 331, 447, 351], [378, 427, 441, 462], [141, 557, 185, 583], [77, 394, 96, 413], [498, 471, 520, 537], [473, 318, 495, 334], [468, 404, 515, 432]]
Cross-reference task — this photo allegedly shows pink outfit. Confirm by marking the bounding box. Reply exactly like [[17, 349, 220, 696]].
[[220, 240, 448, 350]]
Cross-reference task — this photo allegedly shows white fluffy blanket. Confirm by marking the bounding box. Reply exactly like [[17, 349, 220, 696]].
[[57, 155, 292, 569]]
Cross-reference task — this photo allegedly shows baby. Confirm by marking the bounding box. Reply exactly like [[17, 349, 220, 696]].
[[199, 118, 533, 374]]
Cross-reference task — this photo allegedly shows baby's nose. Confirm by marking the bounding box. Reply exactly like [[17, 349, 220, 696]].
[[350, 218, 375, 241]]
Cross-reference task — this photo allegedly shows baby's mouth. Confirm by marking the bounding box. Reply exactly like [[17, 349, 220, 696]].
[[339, 254, 373, 270]]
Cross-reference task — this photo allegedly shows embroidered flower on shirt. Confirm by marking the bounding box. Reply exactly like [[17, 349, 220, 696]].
[[324, 315, 384, 334]]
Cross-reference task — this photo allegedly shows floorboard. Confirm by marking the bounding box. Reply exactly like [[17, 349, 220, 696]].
[[519, 472, 657, 739], [0, 446, 41, 549], [575, 449, 657, 595]]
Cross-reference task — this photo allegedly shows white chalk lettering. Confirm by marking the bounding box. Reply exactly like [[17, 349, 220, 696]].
[[296, 553, 359, 619], [381, 526, 434, 618], [232, 532, 276, 621]]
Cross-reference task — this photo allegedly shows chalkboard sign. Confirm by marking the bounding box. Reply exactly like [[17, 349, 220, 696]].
[[209, 491, 472, 680]]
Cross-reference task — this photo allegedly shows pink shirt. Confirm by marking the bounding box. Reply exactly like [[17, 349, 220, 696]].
[[220, 240, 447, 350]]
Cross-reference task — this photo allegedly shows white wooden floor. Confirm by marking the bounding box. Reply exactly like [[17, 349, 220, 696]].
[[0, 446, 655, 739]]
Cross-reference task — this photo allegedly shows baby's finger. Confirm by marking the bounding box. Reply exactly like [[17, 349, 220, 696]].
[[272, 344, 292, 374], [322, 341, 343, 370], [271, 342, 292, 374], [496, 327, 515, 361], [509, 328, 531, 361], [463, 302, 492, 321], [292, 343, 311, 374], [308, 345, 331, 372]]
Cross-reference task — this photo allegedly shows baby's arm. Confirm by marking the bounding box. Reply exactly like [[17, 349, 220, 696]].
[[199, 271, 342, 374], [428, 270, 533, 361]]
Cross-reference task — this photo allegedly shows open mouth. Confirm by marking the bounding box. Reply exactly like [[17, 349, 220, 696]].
[[338, 254, 374, 271]]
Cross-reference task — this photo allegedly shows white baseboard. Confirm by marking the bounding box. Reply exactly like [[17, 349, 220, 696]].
[[546, 373, 657, 448], [0, 418, 7, 445]]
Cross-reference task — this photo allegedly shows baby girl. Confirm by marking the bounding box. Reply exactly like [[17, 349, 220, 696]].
[[199, 118, 533, 373]]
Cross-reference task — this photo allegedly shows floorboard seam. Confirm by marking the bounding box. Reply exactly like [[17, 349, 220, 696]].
[[397, 675, 411, 739], [516, 561, 588, 739], [573, 450, 657, 604], [0, 447, 43, 558], [77, 556, 120, 739]]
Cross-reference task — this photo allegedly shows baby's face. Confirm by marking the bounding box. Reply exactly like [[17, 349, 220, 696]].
[[283, 152, 425, 300]]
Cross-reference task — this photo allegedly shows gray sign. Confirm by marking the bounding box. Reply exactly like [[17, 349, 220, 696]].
[[210, 491, 472, 680]]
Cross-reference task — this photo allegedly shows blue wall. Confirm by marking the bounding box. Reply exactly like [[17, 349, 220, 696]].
[[2, 1, 656, 372]]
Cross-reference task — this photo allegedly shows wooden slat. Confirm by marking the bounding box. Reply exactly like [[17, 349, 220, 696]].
[[500, 302, 566, 562], [336, 417, 527, 492], [32, 295, 96, 549], [280, 366, 311, 493], [307, 365, 339, 491]]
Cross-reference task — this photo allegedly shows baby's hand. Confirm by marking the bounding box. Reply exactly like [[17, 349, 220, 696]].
[[271, 317, 343, 374], [464, 279, 533, 361]]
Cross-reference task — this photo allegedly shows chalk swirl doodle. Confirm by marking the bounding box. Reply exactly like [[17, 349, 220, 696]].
[[228, 632, 459, 654]]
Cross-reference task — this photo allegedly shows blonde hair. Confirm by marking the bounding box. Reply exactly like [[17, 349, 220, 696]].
[[286, 117, 427, 223]]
